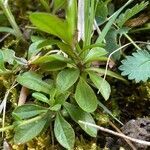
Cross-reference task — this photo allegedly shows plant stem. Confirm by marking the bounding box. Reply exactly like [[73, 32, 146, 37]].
[[0, 125, 14, 132], [0, 0, 24, 40], [124, 33, 141, 50]]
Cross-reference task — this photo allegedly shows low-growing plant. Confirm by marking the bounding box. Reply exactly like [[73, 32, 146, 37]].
[[0, 0, 149, 149]]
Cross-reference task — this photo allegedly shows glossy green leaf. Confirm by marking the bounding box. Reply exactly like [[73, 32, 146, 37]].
[[88, 72, 111, 100], [64, 102, 97, 137], [54, 113, 75, 149], [29, 13, 70, 44], [12, 104, 47, 120], [14, 114, 48, 144], [56, 68, 80, 92], [75, 77, 97, 112], [32, 92, 50, 105], [84, 47, 107, 63], [17, 71, 52, 94]]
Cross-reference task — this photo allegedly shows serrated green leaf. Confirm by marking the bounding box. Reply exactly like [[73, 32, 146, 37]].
[[12, 104, 47, 120], [14, 114, 48, 144], [88, 72, 111, 100], [54, 113, 75, 149], [56, 68, 80, 92], [32, 92, 50, 105], [84, 47, 107, 63], [29, 13, 71, 44], [64, 102, 97, 137], [119, 50, 150, 82], [116, 1, 149, 27], [75, 77, 97, 112], [17, 71, 52, 94]]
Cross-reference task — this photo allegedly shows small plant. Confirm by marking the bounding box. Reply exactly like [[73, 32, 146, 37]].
[[0, 0, 149, 149]]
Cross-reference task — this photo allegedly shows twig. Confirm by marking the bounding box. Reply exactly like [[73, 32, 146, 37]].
[[79, 121, 150, 146], [18, 86, 29, 106], [109, 121, 137, 150]]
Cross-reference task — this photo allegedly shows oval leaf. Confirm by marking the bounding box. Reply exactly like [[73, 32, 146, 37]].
[[64, 102, 97, 137], [54, 113, 75, 149], [88, 72, 111, 100], [12, 104, 47, 120], [29, 13, 70, 44], [84, 48, 107, 63], [75, 77, 97, 112], [56, 68, 80, 92], [31, 54, 70, 64], [14, 114, 48, 144], [32, 92, 50, 105], [17, 71, 52, 94]]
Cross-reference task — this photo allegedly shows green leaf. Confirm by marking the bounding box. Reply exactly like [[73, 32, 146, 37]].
[[32, 92, 50, 105], [53, 0, 67, 13], [75, 77, 97, 112], [116, 1, 149, 27], [88, 72, 111, 100], [40, 61, 67, 71], [95, 0, 132, 44], [66, 0, 77, 43], [105, 28, 120, 60], [0, 27, 15, 35], [119, 50, 150, 82], [29, 13, 70, 44], [55, 91, 70, 105], [96, 0, 109, 24], [64, 102, 97, 137], [12, 104, 47, 120], [54, 113, 75, 149], [56, 68, 80, 92], [14, 114, 48, 144], [86, 67, 126, 82], [1, 49, 15, 64], [0, 51, 7, 71], [31, 54, 70, 64], [83, 47, 107, 63], [17, 71, 52, 94]]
